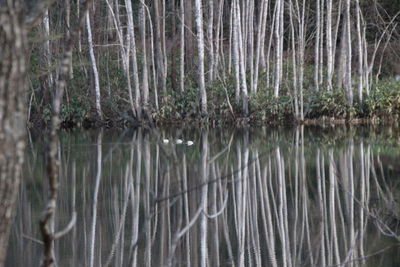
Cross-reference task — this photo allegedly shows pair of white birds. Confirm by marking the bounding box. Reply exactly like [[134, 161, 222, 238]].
[[163, 138, 194, 146]]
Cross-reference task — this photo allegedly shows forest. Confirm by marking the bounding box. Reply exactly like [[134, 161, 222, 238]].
[[22, 0, 400, 126], [1, 1, 400, 266]]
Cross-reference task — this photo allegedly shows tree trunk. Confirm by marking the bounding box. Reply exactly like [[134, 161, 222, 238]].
[[254, 0, 268, 93], [247, 0, 254, 93], [326, 0, 333, 90], [345, 0, 353, 104], [194, 0, 208, 116], [125, 0, 141, 118], [355, 0, 363, 103], [289, 1, 299, 118], [40, 10, 53, 106], [236, 1, 249, 116], [207, 0, 215, 83], [40, 2, 90, 266], [297, 0, 306, 120], [140, 2, 150, 106], [180, 0, 185, 93], [154, 0, 166, 94], [86, 11, 102, 119], [185, 0, 194, 69], [274, 0, 284, 97], [314, 0, 321, 91], [233, 0, 241, 103], [0, 2, 27, 265]]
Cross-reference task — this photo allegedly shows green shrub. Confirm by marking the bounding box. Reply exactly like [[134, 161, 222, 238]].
[[307, 89, 352, 118], [249, 90, 293, 122]]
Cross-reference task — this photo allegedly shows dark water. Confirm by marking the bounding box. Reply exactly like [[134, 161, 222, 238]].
[[6, 126, 400, 266]]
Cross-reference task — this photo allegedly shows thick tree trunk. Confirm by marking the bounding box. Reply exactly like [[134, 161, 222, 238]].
[[125, 0, 141, 118], [0, 2, 27, 265], [40, 2, 90, 266], [199, 132, 209, 267], [233, 0, 241, 103]]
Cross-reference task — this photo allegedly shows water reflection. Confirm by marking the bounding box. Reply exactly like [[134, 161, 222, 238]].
[[7, 126, 400, 266]]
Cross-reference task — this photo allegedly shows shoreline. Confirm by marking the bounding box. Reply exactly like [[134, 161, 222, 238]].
[[27, 113, 399, 130]]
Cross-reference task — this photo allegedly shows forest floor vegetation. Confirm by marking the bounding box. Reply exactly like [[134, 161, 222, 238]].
[[28, 72, 400, 129]]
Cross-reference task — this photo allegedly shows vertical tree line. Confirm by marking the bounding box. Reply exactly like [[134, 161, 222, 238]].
[[24, 0, 398, 123]]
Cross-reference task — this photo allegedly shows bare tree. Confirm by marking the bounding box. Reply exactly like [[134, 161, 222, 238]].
[[355, 0, 363, 103], [39, 2, 91, 266], [236, 0, 249, 116], [140, 0, 149, 107], [274, 0, 284, 97], [180, 0, 185, 93], [232, 0, 241, 103], [326, 0, 334, 90], [344, 0, 353, 104], [0, 1, 28, 265], [314, 0, 321, 91], [154, 0, 166, 94], [86, 8, 102, 119], [194, 0, 208, 116], [207, 0, 215, 82], [125, 0, 141, 118]]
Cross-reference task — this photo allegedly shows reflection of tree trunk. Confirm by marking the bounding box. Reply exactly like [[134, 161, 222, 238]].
[[199, 132, 208, 267], [0, 2, 27, 265], [329, 150, 340, 265], [316, 150, 326, 267], [88, 130, 103, 267], [143, 136, 151, 266], [131, 132, 141, 266]]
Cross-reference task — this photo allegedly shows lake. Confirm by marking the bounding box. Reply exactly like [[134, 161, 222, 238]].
[[6, 126, 400, 266]]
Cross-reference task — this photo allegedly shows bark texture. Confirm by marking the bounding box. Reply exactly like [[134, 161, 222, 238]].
[[0, 1, 27, 265]]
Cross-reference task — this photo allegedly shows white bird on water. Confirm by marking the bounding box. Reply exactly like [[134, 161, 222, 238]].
[[186, 141, 194, 146], [163, 139, 169, 144], [176, 139, 183, 144]]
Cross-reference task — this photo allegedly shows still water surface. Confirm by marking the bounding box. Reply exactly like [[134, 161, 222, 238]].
[[6, 126, 400, 266]]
